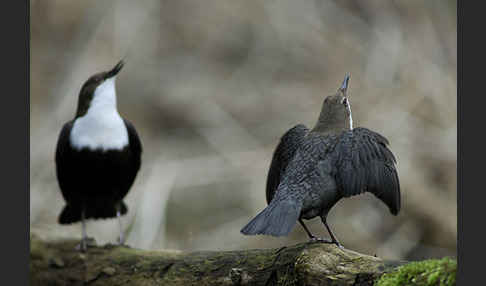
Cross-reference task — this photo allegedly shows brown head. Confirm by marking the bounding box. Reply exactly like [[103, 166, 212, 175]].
[[312, 73, 352, 134], [75, 60, 125, 118]]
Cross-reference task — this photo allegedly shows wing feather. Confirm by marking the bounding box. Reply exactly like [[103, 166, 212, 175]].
[[123, 119, 143, 159], [123, 118, 143, 178], [55, 121, 75, 199], [333, 127, 400, 215], [266, 124, 309, 204]]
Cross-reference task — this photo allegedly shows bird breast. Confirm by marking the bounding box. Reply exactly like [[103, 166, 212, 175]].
[[69, 108, 129, 151]]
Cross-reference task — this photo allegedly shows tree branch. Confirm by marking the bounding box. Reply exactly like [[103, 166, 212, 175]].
[[30, 234, 409, 286]]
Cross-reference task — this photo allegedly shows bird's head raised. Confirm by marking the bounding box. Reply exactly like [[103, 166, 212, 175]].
[[75, 60, 125, 118], [313, 73, 353, 133]]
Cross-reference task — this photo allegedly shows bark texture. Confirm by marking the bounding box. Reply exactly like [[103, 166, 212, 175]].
[[30, 234, 407, 286]]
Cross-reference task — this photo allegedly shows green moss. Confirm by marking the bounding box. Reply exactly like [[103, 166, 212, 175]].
[[375, 257, 456, 286]]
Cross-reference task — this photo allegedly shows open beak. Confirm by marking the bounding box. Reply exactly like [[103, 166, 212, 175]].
[[105, 60, 125, 79], [338, 73, 350, 97]]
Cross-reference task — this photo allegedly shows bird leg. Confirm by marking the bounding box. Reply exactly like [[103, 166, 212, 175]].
[[321, 216, 343, 248], [117, 206, 125, 245], [299, 219, 332, 243], [80, 209, 87, 251], [299, 219, 315, 239], [75, 208, 96, 252], [76, 208, 88, 252]]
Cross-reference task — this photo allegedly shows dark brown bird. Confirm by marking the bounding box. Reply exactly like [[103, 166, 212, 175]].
[[241, 74, 400, 247]]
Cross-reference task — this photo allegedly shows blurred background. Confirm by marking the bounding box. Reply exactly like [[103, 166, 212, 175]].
[[30, 0, 456, 261]]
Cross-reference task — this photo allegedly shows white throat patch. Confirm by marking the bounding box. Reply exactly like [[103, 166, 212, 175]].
[[346, 100, 353, 130], [70, 77, 129, 151]]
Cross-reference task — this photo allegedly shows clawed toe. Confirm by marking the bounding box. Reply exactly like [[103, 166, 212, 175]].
[[308, 237, 344, 248], [75, 237, 97, 252], [309, 237, 333, 243], [328, 240, 344, 249], [75, 243, 86, 252]]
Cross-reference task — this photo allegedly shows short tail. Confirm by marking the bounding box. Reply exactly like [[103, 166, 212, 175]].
[[58, 201, 128, 224], [240, 197, 302, 237]]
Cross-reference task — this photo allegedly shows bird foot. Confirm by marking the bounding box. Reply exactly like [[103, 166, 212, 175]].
[[326, 240, 344, 249], [309, 237, 344, 248], [334, 242, 344, 249], [309, 237, 333, 243], [75, 237, 97, 252]]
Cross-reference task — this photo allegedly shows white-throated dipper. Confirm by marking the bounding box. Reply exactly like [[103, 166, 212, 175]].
[[55, 60, 142, 251], [241, 74, 400, 247]]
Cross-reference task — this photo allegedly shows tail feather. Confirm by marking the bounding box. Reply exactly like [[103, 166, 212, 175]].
[[58, 204, 82, 224], [241, 198, 302, 237], [58, 201, 128, 224]]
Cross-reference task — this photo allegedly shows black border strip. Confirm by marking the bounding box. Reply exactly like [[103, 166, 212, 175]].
[[1, 0, 29, 284]]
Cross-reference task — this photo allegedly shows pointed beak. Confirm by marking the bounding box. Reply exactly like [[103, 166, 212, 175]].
[[338, 73, 350, 96], [105, 60, 125, 79]]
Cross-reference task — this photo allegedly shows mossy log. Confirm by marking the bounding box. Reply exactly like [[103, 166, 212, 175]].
[[30, 234, 451, 286]]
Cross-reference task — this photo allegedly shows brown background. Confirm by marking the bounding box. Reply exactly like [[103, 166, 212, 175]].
[[30, 0, 456, 261]]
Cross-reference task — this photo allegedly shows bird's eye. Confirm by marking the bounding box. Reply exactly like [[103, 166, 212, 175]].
[[342, 98, 348, 105]]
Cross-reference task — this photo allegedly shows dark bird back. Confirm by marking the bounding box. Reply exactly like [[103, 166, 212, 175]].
[[241, 74, 400, 246]]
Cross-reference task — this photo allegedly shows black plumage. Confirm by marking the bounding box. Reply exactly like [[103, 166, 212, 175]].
[[55, 60, 142, 251], [56, 119, 142, 223], [241, 74, 400, 246]]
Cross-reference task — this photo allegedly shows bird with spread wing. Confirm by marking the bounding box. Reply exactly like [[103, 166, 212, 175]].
[[241, 74, 400, 247]]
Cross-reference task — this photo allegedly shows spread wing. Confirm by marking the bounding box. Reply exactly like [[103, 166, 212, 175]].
[[266, 124, 309, 204], [333, 127, 400, 215]]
